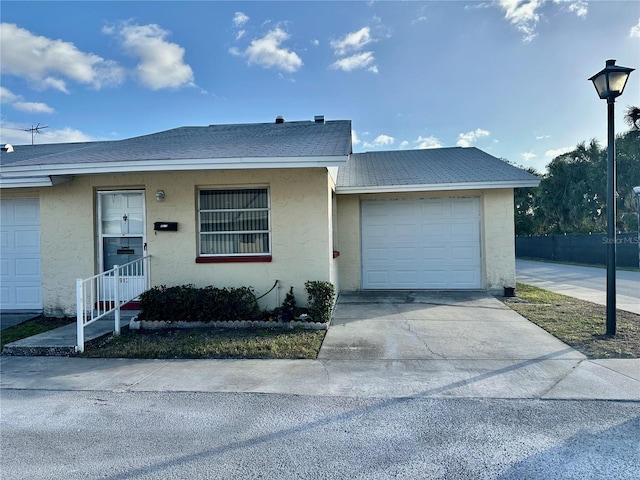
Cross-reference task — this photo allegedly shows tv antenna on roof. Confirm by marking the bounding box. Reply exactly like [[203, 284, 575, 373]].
[[23, 123, 48, 145]]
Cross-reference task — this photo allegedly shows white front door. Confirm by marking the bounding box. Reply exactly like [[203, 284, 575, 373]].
[[97, 191, 146, 301]]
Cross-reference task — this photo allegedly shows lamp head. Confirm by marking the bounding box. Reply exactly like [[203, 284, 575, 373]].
[[589, 59, 634, 100]]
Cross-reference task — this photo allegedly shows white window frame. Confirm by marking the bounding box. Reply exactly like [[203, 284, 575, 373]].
[[198, 187, 271, 257]]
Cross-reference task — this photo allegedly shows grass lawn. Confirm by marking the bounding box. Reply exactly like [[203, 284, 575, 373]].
[[1, 316, 75, 350], [81, 327, 326, 359], [503, 283, 640, 359]]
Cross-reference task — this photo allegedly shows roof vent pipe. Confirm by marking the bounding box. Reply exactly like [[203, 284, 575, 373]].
[[1, 144, 14, 153], [314, 115, 325, 123], [275, 116, 285, 124]]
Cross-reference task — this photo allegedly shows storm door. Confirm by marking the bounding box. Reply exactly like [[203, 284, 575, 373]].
[[97, 191, 146, 301]]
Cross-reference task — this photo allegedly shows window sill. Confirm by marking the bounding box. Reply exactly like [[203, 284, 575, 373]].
[[196, 255, 272, 263]]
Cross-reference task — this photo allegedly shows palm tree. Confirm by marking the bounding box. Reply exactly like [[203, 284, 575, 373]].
[[624, 105, 640, 130]]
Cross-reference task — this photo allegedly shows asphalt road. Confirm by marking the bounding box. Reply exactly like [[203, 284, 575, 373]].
[[516, 259, 640, 314], [1, 390, 639, 480]]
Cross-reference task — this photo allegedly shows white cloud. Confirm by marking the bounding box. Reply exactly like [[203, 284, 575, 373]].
[[0, 22, 124, 92], [415, 135, 443, 149], [545, 146, 572, 158], [0, 122, 93, 145], [400, 140, 410, 149], [412, 16, 428, 25], [312, 39, 320, 46], [0, 86, 54, 113], [0, 86, 19, 103], [456, 128, 490, 147], [46, 127, 93, 143], [330, 27, 373, 55], [363, 134, 394, 148], [330, 26, 379, 73], [106, 23, 194, 90], [233, 12, 250, 27], [351, 130, 361, 146], [536, 134, 550, 140], [496, 0, 543, 42], [13, 101, 55, 113], [331, 51, 378, 73], [554, 0, 588, 18], [630, 17, 640, 38], [520, 151, 537, 161], [239, 28, 303, 73], [235, 30, 246, 40]]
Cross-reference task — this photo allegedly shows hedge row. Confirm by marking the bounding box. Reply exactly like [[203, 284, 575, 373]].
[[137, 281, 336, 324]]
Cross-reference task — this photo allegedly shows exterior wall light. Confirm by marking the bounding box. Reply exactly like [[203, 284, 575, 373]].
[[156, 190, 165, 202]]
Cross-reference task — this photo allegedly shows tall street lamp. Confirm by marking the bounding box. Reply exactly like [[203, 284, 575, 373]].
[[588, 59, 634, 336]]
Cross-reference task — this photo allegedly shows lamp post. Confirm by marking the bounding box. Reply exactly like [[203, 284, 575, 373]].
[[634, 186, 640, 269], [588, 59, 634, 336]]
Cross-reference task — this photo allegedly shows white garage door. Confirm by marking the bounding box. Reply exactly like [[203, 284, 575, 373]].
[[0, 198, 43, 310], [361, 197, 481, 289]]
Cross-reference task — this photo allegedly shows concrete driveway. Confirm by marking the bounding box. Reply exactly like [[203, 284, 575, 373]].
[[319, 290, 582, 361]]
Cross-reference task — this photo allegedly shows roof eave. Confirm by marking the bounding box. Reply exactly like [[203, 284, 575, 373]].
[[0, 175, 71, 188], [336, 179, 540, 194], [1, 155, 349, 178]]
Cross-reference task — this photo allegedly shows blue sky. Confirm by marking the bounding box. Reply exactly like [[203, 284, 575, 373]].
[[1, 1, 639, 173]]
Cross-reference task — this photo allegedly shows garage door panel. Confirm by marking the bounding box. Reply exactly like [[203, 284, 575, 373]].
[[451, 245, 480, 261], [362, 198, 481, 290], [450, 198, 478, 215], [395, 247, 419, 261], [394, 270, 419, 285], [366, 270, 390, 287], [452, 268, 482, 287], [14, 258, 41, 277], [422, 199, 445, 215], [422, 223, 447, 239], [1, 198, 42, 310], [15, 226, 40, 242], [0, 287, 10, 305], [421, 246, 446, 262], [365, 224, 389, 238], [450, 223, 477, 237]]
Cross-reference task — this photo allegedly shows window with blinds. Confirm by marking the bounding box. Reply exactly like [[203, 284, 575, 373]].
[[198, 188, 271, 256]]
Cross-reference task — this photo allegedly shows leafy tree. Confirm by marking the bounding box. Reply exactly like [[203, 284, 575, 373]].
[[514, 129, 640, 235], [615, 129, 640, 232], [513, 167, 541, 235], [624, 105, 640, 130]]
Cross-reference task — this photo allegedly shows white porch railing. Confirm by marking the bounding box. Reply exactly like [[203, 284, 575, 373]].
[[76, 255, 151, 353]]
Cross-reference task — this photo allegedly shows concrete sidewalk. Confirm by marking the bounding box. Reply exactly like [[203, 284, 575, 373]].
[[1, 291, 638, 401], [516, 259, 640, 315], [1, 353, 638, 401], [1, 311, 137, 356]]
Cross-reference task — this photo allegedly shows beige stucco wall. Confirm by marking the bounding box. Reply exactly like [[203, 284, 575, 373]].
[[4, 168, 335, 315], [481, 189, 516, 291], [336, 189, 516, 293]]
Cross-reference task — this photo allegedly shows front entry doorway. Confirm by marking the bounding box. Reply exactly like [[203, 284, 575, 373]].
[[97, 191, 146, 301]]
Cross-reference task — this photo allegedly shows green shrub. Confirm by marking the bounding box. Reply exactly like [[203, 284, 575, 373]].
[[281, 286, 297, 321], [138, 284, 260, 322], [304, 281, 336, 323]]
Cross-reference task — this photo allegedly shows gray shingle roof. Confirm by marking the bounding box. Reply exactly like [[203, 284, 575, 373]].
[[1, 120, 352, 168], [336, 147, 539, 191]]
